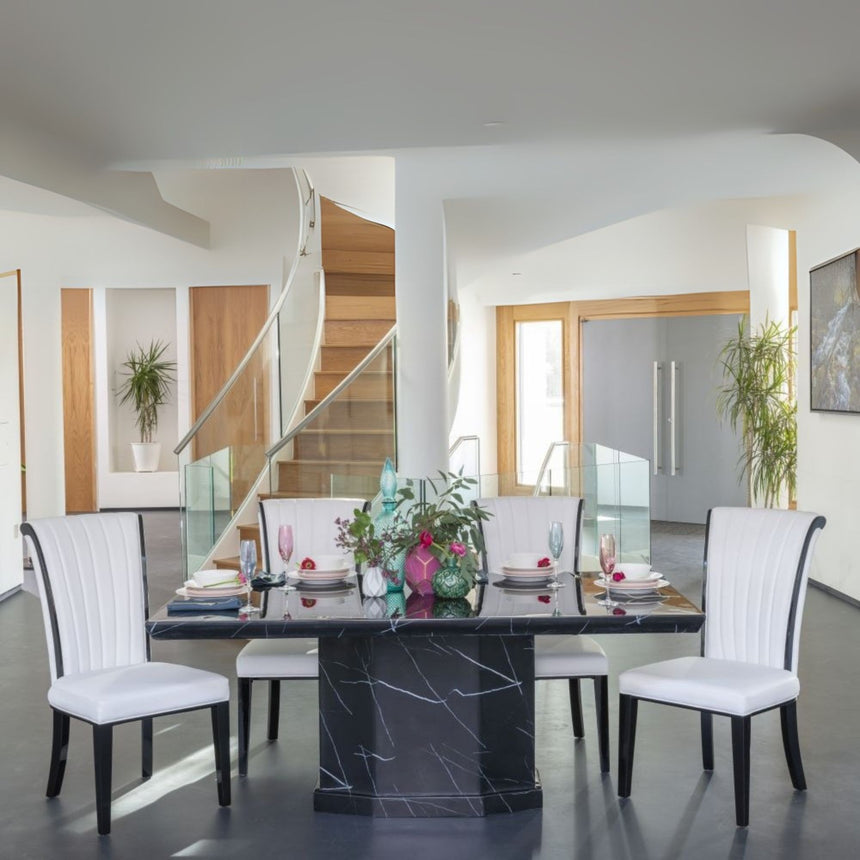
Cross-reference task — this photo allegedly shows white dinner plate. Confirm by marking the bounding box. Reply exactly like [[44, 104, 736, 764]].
[[177, 583, 246, 598], [499, 570, 554, 583], [502, 559, 557, 574], [292, 569, 352, 586]]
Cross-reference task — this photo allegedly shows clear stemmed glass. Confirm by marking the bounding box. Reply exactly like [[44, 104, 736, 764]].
[[278, 524, 295, 591], [548, 521, 564, 589], [239, 539, 260, 613], [598, 533, 617, 607]]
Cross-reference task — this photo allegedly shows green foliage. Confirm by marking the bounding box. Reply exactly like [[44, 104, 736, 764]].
[[116, 340, 177, 443], [391, 472, 492, 580], [334, 508, 399, 568], [716, 317, 796, 508]]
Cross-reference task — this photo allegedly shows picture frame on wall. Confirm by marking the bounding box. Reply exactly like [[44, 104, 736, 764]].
[[810, 248, 860, 414]]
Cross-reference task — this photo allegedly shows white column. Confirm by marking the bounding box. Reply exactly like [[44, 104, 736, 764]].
[[394, 162, 449, 477], [747, 224, 790, 329]]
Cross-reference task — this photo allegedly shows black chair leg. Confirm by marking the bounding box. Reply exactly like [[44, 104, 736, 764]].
[[141, 718, 153, 780], [730, 715, 751, 827], [701, 711, 714, 771], [594, 676, 610, 773], [211, 702, 231, 807], [238, 678, 252, 776], [617, 694, 638, 797], [568, 679, 585, 738], [46, 710, 70, 797], [267, 680, 281, 741], [780, 701, 807, 790], [92, 724, 113, 836]]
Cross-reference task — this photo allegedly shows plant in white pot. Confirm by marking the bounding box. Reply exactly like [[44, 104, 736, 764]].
[[117, 340, 177, 472]]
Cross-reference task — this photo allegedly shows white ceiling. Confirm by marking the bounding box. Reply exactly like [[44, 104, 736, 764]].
[[4, 0, 860, 289]]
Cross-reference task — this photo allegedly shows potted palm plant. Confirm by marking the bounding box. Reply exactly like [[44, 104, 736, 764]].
[[716, 317, 796, 507], [117, 340, 177, 472]]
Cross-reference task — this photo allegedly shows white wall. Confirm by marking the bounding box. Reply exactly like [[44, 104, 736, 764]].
[[0, 168, 301, 517]]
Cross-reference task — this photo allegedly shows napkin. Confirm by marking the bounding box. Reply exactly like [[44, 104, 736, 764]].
[[167, 596, 242, 613]]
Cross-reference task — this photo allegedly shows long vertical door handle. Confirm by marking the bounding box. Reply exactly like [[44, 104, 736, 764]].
[[669, 361, 677, 476], [652, 361, 662, 475]]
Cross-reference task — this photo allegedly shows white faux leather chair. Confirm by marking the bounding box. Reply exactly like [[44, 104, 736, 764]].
[[22, 513, 231, 836], [617, 507, 826, 826], [236, 497, 365, 776], [478, 496, 610, 772]]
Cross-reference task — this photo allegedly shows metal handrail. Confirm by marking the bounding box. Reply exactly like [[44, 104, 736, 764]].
[[449, 434, 479, 459], [265, 325, 397, 460], [174, 167, 315, 456], [532, 440, 570, 496]]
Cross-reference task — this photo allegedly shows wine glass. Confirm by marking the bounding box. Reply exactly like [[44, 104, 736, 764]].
[[239, 539, 260, 614], [278, 524, 296, 592], [598, 533, 617, 607], [548, 521, 564, 589]]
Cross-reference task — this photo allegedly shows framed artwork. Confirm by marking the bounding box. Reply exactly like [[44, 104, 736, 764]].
[[810, 249, 860, 413]]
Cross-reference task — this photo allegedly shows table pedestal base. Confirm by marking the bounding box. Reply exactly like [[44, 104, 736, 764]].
[[314, 633, 541, 817]]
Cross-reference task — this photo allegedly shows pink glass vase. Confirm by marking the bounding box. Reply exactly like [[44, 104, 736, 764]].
[[404, 545, 440, 596]]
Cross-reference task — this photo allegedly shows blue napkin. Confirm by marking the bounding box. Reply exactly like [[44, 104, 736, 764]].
[[167, 596, 242, 613]]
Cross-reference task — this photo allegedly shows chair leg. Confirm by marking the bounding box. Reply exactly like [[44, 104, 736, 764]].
[[238, 677, 252, 777], [267, 680, 281, 741], [730, 715, 751, 827], [617, 694, 638, 797], [594, 676, 610, 773], [568, 678, 585, 738], [92, 724, 113, 836], [141, 718, 153, 780], [701, 711, 714, 771], [46, 710, 70, 798], [211, 702, 231, 807], [780, 701, 807, 790]]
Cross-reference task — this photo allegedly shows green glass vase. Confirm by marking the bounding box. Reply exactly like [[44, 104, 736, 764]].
[[432, 557, 472, 599]]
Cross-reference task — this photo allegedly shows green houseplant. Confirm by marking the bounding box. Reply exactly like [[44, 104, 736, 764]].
[[117, 340, 176, 472], [716, 317, 796, 507]]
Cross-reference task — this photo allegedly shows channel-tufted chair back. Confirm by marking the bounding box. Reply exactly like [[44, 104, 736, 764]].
[[258, 498, 366, 574], [704, 507, 825, 673], [23, 513, 148, 683], [477, 496, 583, 574]]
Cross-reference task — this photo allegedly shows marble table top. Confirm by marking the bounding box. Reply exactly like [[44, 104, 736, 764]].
[[147, 571, 704, 639]]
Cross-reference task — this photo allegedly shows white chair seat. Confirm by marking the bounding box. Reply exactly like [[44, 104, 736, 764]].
[[48, 662, 230, 725], [619, 656, 800, 716], [534, 636, 608, 678], [236, 639, 318, 679]]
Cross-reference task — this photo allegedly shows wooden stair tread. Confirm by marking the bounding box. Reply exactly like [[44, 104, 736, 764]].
[[297, 428, 392, 436]]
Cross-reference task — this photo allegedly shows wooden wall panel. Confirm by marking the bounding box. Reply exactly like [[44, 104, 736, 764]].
[[61, 289, 96, 512]]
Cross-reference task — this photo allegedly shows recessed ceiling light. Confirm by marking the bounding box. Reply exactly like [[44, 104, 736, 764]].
[[512, 272, 522, 276], [482, 121, 505, 128]]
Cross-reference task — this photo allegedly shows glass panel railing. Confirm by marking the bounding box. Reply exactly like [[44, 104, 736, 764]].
[[266, 330, 396, 502], [176, 168, 319, 578]]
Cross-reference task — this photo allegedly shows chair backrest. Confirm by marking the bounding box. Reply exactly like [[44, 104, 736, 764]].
[[703, 507, 825, 673], [258, 498, 367, 574], [21, 513, 149, 682], [476, 496, 584, 574]]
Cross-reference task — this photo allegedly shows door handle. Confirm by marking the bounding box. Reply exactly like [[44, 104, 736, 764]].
[[669, 360, 678, 476]]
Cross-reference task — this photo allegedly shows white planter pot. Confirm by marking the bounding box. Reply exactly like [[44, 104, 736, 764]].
[[131, 442, 161, 472], [361, 566, 387, 597]]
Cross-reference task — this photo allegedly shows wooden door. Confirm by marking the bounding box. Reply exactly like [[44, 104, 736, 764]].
[[61, 288, 97, 512], [189, 285, 270, 508]]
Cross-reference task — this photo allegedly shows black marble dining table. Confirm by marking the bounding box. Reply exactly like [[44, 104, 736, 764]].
[[147, 572, 704, 818]]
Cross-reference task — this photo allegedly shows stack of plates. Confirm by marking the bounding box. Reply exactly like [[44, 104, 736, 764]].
[[596, 573, 669, 597], [500, 557, 557, 583], [293, 557, 353, 587]]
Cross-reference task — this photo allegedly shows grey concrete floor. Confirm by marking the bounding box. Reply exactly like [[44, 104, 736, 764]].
[[1, 513, 857, 859]]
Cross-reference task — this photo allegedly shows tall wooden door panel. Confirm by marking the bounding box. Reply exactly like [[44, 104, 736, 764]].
[[61, 288, 96, 513], [189, 285, 270, 508]]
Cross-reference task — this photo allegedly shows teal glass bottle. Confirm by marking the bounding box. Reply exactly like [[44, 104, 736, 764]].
[[374, 458, 405, 592]]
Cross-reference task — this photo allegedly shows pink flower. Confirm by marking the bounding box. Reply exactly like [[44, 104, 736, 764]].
[[419, 530, 434, 548], [449, 542, 467, 557], [537, 557, 552, 568], [612, 571, 626, 582]]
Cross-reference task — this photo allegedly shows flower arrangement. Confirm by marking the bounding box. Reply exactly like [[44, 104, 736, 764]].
[[391, 472, 491, 583], [335, 507, 404, 575]]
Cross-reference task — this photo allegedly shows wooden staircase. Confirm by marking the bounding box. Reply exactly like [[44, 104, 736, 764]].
[[213, 198, 395, 571]]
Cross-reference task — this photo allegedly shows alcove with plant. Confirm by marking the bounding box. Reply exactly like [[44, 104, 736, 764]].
[[716, 317, 796, 508], [117, 339, 177, 472]]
